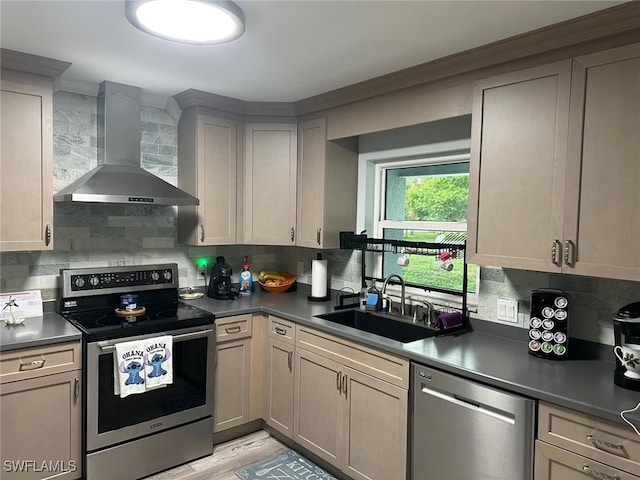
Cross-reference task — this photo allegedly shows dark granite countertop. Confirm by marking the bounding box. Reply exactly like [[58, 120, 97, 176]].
[[185, 284, 639, 426]]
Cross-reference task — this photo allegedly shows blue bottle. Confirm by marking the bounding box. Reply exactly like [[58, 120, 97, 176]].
[[238, 256, 253, 295]]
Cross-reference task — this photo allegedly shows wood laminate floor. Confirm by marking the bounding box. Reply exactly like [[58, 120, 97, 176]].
[[144, 430, 288, 480]]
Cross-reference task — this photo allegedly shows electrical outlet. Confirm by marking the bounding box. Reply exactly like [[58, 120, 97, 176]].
[[497, 297, 518, 323], [297, 261, 304, 276], [198, 265, 207, 278]]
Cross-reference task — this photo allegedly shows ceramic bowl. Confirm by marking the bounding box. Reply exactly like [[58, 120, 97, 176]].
[[258, 272, 296, 293]]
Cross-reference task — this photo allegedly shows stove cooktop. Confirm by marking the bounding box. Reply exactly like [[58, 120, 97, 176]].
[[63, 300, 214, 342], [59, 264, 215, 342]]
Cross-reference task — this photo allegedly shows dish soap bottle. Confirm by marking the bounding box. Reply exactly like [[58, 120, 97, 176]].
[[238, 256, 253, 295]]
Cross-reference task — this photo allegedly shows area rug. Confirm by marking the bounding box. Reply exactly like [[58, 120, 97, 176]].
[[236, 449, 337, 480]]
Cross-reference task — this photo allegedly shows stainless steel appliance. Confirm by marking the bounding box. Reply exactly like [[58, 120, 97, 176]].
[[59, 263, 215, 480], [411, 362, 535, 480], [613, 301, 640, 391], [207, 256, 238, 300], [54, 81, 199, 206]]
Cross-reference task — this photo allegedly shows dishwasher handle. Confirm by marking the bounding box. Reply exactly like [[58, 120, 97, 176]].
[[420, 384, 516, 425]]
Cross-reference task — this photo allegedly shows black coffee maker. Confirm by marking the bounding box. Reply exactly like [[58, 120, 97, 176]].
[[207, 256, 237, 300], [613, 301, 640, 391]]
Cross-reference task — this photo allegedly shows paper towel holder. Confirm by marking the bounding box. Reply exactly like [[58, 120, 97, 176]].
[[308, 253, 331, 302]]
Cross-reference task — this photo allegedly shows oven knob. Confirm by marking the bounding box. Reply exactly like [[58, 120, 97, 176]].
[[89, 276, 99, 287], [74, 277, 85, 288], [151, 271, 160, 281], [163, 271, 172, 281]]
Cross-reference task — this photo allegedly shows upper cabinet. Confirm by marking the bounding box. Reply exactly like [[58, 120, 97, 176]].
[[467, 60, 571, 273], [177, 110, 239, 245], [243, 123, 298, 245], [562, 43, 640, 281], [0, 50, 69, 252], [296, 118, 358, 249], [468, 43, 640, 281], [243, 118, 358, 248]]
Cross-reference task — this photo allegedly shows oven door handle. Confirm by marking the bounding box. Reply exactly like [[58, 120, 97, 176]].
[[99, 329, 214, 352]]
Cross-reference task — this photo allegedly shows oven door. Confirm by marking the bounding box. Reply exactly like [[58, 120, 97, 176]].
[[85, 325, 214, 452]]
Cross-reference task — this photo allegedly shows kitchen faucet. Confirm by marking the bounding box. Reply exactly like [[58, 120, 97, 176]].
[[382, 274, 406, 316]]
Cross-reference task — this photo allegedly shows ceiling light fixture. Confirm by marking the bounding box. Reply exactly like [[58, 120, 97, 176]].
[[125, 0, 245, 45]]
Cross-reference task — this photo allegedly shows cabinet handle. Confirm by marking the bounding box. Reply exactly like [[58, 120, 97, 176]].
[[225, 325, 242, 334], [287, 351, 293, 372], [200, 225, 205, 242], [336, 371, 342, 391], [342, 373, 347, 395], [587, 435, 624, 455], [74, 377, 80, 404], [583, 465, 619, 480], [45, 224, 51, 246], [316, 228, 321, 245], [291, 227, 295, 242], [18, 358, 45, 370], [551, 239, 562, 266], [564, 239, 575, 267], [275, 326, 287, 336]]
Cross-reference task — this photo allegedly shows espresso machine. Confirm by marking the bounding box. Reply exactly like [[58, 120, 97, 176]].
[[613, 301, 640, 391], [207, 256, 237, 300]]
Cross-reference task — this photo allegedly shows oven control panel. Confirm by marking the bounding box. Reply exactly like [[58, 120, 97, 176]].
[[61, 264, 179, 297]]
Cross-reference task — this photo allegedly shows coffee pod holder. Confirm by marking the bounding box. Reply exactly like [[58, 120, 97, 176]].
[[528, 289, 569, 360]]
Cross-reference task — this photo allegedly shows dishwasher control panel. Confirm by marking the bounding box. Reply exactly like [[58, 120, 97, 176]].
[[528, 289, 569, 360]]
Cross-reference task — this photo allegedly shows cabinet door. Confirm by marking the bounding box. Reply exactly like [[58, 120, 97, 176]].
[[563, 43, 640, 281], [467, 61, 571, 271], [265, 338, 295, 438], [0, 77, 53, 251], [342, 366, 408, 480], [0, 370, 81, 480], [243, 123, 297, 245], [293, 348, 343, 467], [535, 440, 640, 480], [214, 338, 251, 432], [178, 114, 237, 245], [297, 118, 358, 249]]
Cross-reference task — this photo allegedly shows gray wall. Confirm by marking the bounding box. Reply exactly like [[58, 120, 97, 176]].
[[0, 91, 637, 346]]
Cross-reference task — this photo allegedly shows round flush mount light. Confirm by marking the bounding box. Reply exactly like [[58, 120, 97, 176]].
[[125, 0, 245, 45]]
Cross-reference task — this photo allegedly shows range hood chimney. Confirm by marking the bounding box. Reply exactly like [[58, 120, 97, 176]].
[[54, 81, 198, 206]]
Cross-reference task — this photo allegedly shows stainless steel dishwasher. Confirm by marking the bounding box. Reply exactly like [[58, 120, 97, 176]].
[[411, 362, 535, 480]]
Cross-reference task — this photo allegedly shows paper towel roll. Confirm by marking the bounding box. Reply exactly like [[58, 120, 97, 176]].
[[311, 259, 328, 298]]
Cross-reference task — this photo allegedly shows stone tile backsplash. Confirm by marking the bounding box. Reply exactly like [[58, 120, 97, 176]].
[[1, 90, 637, 346]]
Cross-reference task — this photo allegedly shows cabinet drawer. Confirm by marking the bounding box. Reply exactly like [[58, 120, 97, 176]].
[[295, 325, 409, 388], [535, 440, 640, 480], [268, 315, 295, 344], [538, 402, 640, 476], [216, 315, 252, 342], [0, 341, 81, 384]]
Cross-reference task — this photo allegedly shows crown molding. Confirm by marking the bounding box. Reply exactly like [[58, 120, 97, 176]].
[[293, 2, 640, 116]]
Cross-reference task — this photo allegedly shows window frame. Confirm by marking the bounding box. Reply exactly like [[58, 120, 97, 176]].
[[370, 152, 478, 306]]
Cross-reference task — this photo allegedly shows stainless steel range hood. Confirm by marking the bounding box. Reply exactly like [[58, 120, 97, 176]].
[[54, 81, 198, 206]]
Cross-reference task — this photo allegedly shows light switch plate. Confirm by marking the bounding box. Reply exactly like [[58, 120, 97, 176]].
[[497, 298, 518, 323]]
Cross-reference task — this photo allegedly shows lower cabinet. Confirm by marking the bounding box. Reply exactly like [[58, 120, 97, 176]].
[[214, 315, 252, 432], [0, 342, 82, 480], [264, 316, 297, 438], [535, 401, 640, 480], [535, 441, 640, 480], [293, 325, 409, 480]]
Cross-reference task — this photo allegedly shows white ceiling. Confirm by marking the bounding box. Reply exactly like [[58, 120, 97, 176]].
[[0, 0, 624, 106]]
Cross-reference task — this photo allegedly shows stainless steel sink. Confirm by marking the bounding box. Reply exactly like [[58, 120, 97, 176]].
[[315, 309, 437, 343]]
